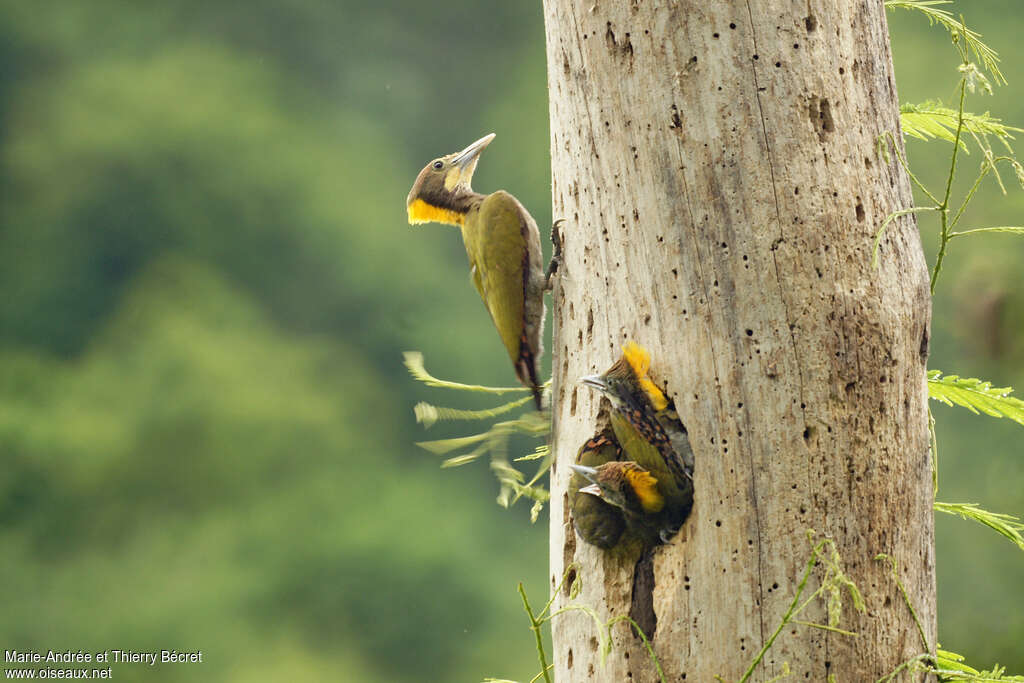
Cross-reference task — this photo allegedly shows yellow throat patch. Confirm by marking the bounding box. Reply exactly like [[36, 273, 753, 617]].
[[407, 198, 465, 226], [623, 466, 665, 513], [622, 341, 668, 411]]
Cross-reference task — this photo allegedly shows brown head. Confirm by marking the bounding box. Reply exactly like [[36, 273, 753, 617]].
[[572, 461, 665, 515], [406, 133, 495, 226], [580, 341, 668, 413]]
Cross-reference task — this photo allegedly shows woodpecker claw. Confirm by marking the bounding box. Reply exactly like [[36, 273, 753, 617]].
[[544, 219, 565, 291]]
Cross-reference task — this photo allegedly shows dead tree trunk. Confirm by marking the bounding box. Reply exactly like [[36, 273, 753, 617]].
[[544, 1, 935, 680]]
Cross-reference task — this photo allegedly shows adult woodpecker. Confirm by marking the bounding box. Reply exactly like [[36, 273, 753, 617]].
[[569, 429, 626, 550], [407, 134, 558, 409], [579, 341, 695, 536], [571, 460, 667, 547]]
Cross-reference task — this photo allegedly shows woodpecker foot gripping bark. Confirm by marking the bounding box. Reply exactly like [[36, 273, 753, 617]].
[[544, 219, 565, 291]]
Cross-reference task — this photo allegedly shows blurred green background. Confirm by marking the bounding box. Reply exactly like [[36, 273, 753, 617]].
[[0, 1, 1020, 680]]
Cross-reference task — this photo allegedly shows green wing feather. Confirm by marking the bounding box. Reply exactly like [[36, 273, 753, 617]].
[[462, 191, 528, 366], [610, 412, 689, 509]]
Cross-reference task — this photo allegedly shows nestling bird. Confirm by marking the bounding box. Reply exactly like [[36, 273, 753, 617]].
[[571, 460, 667, 547], [407, 133, 557, 409], [569, 430, 626, 549], [579, 341, 695, 537]]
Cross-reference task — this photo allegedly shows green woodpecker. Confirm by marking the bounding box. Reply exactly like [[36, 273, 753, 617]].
[[571, 460, 667, 547], [569, 430, 626, 549], [407, 133, 553, 409], [580, 341, 694, 536]]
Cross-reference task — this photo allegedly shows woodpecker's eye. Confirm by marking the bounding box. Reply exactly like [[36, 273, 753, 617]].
[[432, 160, 444, 170]]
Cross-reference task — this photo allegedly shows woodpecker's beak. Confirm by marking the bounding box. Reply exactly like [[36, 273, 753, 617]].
[[452, 133, 495, 168], [579, 374, 608, 392], [447, 133, 495, 189], [570, 464, 599, 483]]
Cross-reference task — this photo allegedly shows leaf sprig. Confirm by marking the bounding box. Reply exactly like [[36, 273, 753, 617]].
[[927, 370, 1024, 426], [885, 0, 1005, 85]]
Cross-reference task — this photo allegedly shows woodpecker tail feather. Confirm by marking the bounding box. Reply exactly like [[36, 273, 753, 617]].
[[517, 333, 543, 410]]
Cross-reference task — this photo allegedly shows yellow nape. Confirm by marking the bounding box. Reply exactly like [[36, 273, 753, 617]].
[[407, 198, 465, 226], [624, 467, 665, 513], [622, 341, 668, 411]]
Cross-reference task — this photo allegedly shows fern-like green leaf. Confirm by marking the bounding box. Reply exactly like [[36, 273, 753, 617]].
[[900, 102, 1021, 151], [934, 502, 1024, 551], [416, 432, 491, 455], [936, 650, 981, 676], [932, 651, 1024, 682], [515, 444, 550, 462], [927, 370, 1024, 426], [441, 452, 485, 468], [885, 1, 1005, 85], [414, 394, 535, 428], [403, 351, 528, 394]]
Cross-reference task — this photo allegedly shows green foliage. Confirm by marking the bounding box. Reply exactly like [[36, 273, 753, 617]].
[[720, 533, 865, 683], [486, 565, 667, 683], [883, 3, 1024, 674], [900, 102, 1022, 152], [885, 0, 1006, 84], [927, 371, 1024, 426], [934, 503, 1024, 551], [876, 4, 1024, 293], [933, 649, 1024, 681], [883, 649, 1024, 682], [407, 355, 552, 516], [404, 352, 531, 395]]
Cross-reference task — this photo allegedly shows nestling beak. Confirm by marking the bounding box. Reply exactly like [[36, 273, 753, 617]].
[[579, 483, 602, 498], [578, 374, 608, 392], [570, 464, 600, 483]]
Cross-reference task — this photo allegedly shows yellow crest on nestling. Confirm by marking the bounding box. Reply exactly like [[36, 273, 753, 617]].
[[624, 466, 665, 513], [622, 341, 668, 411]]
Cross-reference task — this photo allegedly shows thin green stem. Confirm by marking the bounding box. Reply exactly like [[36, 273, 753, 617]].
[[872, 207, 938, 267], [929, 408, 938, 497], [528, 666, 554, 683], [538, 563, 578, 620], [793, 586, 826, 619], [518, 583, 552, 683], [948, 151, 1020, 230], [735, 540, 827, 683], [790, 620, 859, 637], [931, 75, 968, 293], [949, 164, 992, 229], [885, 131, 942, 205], [876, 653, 933, 683], [949, 225, 1024, 238], [608, 616, 667, 683], [876, 554, 931, 652]]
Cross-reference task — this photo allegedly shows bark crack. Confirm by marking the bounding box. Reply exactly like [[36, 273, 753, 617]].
[[566, 6, 615, 347], [741, 3, 800, 673]]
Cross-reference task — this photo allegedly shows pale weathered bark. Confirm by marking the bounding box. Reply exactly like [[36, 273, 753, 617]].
[[544, 1, 935, 681]]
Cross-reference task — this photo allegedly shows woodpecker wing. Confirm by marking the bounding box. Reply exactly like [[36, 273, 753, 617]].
[[610, 412, 692, 515], [464, 191, 529, 366]]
